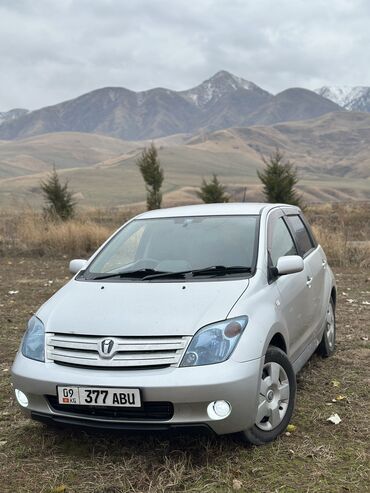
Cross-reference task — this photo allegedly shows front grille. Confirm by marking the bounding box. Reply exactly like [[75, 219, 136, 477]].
[[46, 395, 174, 421], [54, 361, 170, 371], [46, 333, 191, 369]]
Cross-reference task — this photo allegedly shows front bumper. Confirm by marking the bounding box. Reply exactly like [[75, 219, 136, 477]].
[[11, 352, 262, 435]]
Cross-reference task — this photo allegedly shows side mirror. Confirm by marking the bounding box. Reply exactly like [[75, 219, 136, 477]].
[[276, 255, 304, 276], [69, 259, 88, 274]]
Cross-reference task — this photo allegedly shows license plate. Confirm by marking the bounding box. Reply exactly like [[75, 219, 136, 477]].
[[57, 386, 141, 407]]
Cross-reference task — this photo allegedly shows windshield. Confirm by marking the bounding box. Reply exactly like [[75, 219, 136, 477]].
[[82, 215, 259, 281]]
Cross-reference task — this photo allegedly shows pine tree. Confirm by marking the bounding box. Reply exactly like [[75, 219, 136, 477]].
[[137, 143, 164, 210], [40, 167, 76, 221], [196, 174, 229, 203], [257, 149, 302, 207]]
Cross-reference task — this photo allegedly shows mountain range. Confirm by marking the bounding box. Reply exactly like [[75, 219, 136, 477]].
[[315, 86, 370, 112], [0, 71, 349, 140], [0, 108, 29, 126], [1, 71, 370, 142]]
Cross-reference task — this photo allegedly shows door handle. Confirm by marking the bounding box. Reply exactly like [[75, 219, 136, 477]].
[[322, 259, 327, 268], [306, 276, 313, 288]]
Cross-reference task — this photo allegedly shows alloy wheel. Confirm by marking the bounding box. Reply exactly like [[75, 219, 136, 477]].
[[255, 361, 290, 431], [326, 302, 335, 350]]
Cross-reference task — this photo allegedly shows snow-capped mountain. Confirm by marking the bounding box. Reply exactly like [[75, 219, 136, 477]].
[[315, 86, 370, 112], [0, 71, 342, 140], [180, 70, 270, 107], [0, 108, 29, 125]]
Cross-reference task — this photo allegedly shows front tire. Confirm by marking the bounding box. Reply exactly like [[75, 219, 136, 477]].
[[317, 298, 336, 358], [241, 347, 296, 445]]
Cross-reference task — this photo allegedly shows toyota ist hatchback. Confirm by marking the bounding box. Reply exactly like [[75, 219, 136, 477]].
[[12, 203, 336, 444]]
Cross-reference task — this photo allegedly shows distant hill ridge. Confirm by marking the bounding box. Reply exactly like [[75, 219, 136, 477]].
[[1, 110, 370, 208], [0, 71, 347, 141]]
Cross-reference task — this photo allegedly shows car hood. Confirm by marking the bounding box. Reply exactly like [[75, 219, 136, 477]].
[[38, 278, 250, 336]]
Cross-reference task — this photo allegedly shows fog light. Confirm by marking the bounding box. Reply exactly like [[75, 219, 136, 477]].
[[207, 400, 232, 420], [15, 389, 29, 408]]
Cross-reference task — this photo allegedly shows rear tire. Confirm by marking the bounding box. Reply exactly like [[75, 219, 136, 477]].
[[241, 347, 296, 445], [317, 298, 336, 358]]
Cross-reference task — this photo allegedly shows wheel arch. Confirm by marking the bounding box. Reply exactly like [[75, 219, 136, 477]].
[[331, 286, 337, 306], [268, 332, 287, 353]]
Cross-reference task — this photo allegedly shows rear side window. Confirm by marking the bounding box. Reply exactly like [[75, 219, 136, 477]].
[[286, 215, 315, 257], [270, 217, 297, 266]]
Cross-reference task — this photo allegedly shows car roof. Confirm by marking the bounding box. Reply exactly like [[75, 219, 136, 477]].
[[136, 203, 299, 219]]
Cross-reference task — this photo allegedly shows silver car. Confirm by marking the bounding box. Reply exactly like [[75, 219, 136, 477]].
[[12, 203, 336, 444]]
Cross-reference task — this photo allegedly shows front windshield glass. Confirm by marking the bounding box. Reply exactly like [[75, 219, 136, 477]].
[[83, 215, 259, 281]]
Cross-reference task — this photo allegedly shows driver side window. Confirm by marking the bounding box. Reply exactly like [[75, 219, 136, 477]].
[[270, 217, 297, 267]]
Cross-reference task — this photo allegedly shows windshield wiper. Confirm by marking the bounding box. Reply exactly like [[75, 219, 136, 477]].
[[143, 265, 252, 280], [91, 268, 168, 281]]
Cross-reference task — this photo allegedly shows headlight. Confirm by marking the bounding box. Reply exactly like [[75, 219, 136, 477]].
[[21, 316, 45, 362], [180, 316, 248, 367]]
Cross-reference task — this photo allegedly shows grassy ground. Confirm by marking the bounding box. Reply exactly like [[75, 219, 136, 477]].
[[0, 258, 369, 493]]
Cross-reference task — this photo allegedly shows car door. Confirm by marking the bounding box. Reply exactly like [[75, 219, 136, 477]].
[[267, 210, 313, 362], [285, 213, 326, 338]]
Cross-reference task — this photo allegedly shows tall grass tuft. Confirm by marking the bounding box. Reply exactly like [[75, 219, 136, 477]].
[[307, 202, 370, 268], [312, 224, 370, 268], [0, 212, 115, 257]]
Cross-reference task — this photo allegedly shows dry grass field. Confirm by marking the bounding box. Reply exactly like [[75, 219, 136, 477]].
[[0, 204, 369, 492], [1, 202, 369, 266]]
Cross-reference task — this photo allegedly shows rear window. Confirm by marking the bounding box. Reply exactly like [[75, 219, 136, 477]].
[[286, 215, 315, 257]]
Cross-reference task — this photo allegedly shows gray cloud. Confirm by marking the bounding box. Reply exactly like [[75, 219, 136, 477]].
[[1, 0, 370, 110]]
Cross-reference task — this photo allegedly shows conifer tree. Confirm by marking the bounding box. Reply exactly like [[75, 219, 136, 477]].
[[197, 174, 229, 203], [257, 149, 302, 206], [41, 167, 76, 220], [137, 143, 164, 210]]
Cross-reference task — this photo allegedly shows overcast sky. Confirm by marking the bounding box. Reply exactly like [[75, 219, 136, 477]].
[[1, 0, 370, 110]]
